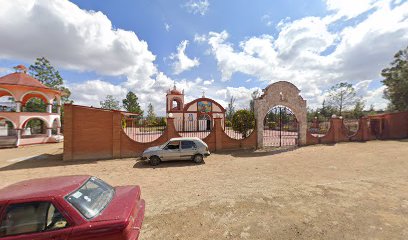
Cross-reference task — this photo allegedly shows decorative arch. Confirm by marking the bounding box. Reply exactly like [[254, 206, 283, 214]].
[[183, 97, 226, 112], [20, 91, 52, 105], [0, 116, 17, 129], [20, 116, 51, 129], [0, 87, 16, 99], [254, 81, 307, 147]]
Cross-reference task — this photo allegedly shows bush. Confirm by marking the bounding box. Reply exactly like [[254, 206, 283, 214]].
[[225, 120, 232, 127], [232, 110, 255, 138], [268, 121, 277, 129]]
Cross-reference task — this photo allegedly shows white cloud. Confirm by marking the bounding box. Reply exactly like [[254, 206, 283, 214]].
[[325, 0, 379, 20], [183, 0, 210, 15], [203, 79, 214, 85], [67, 80, 128, 107], [164, 22, 171, 32], [261, 14, 273, 27], [0, 0, 175, 115], [0, 67, 12, 75], [0, 0, 156, 77], [169, 40, 200, 75], [205, 1, 408, 108], [194, 34, 207, 43]]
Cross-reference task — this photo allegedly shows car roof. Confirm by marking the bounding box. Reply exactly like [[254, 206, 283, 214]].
[[0, 175, 91, 202], [169, 137, 203, 142]]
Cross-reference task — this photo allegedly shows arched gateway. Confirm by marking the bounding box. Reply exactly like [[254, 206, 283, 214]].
[[254, 81, 307, 147]]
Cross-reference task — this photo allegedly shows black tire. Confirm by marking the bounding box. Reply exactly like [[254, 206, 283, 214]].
[[192, 154, 204, 164], [149, 156, 161, 166]]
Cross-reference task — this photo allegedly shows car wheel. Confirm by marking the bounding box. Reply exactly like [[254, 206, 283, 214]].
[[149, 156, 161, 166], [192, 154, 204, 164]]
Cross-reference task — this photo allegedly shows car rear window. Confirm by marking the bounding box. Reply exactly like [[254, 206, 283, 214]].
[[181, 141, 196, 149], [65, 177, 114, 219]]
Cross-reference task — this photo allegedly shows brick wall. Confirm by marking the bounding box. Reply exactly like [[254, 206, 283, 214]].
[[306, 111, 408, 145], [63, 104, 257, 161]]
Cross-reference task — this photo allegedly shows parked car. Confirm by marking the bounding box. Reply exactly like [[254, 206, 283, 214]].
[[0, 175, 145, 240], [140, 137, 210, 166]]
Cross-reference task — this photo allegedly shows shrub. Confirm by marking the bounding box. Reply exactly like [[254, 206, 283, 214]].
[[232, 110, 255, 138]]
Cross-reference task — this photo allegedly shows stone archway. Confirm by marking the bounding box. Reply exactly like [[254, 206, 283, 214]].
[[254, 81, 307, 147]]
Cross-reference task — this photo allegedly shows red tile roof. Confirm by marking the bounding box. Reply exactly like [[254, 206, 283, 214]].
[[0, 72, 49, 89]]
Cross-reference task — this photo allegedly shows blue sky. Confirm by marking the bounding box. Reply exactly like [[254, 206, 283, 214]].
[[0, 0, 407, 115]]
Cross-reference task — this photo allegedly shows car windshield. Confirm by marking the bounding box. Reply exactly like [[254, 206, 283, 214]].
[[65, 177, 114, 219]]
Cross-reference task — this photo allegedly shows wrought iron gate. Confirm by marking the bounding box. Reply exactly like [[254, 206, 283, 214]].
[[263, 106, 299, 147]]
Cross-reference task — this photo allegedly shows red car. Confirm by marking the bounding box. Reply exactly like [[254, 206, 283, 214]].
[[0, 175, 145, 240]]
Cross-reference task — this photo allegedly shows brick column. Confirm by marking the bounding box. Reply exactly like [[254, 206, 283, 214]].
[[331, 117, 343, 142], [213, 116, 223, 151], [112, 111, 122, 159], [166, 117, 179, 139], [63, 104, 73, 161]]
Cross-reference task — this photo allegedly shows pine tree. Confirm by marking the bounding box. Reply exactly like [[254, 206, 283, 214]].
[[146, 103, 156, 125], [122, 91, 143, 115]]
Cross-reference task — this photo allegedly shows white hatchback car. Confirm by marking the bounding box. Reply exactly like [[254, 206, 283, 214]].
[[140, 137, 210, 166]]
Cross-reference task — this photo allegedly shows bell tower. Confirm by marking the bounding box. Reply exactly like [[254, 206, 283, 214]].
[[166, 83, 184, 114]]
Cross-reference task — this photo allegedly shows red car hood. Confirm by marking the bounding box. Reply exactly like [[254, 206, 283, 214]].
[[91, 185, 141, 223]]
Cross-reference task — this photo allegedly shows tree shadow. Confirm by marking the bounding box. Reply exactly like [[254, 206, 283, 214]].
[[133, 159, 204, 169], [214, 146, 299, 158], [0, 154, 108, 171]]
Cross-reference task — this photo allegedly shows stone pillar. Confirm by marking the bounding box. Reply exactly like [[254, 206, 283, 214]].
[[15, 101, 22, 112], [46, 104, 52, 113], [254, 99, 264, 149], [57, 105, 61, 115]]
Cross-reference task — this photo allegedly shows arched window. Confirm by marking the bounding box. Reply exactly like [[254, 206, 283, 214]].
[[0, 89, 16, 112], [171, 98, 181, 110], [22, 118, 47, 136]]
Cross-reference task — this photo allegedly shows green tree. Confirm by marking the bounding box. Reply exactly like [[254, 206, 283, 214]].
[[352, 100, 365, 119], [381, 46, 408, 111], [326, 82, 359, 116], [146, 103, 157, 125], [226, 96, 236, 122], [122, 91, 143, 115], [232, 109, 255, 138], [100, 95, 120, 110], [29, 57, 72, 103]]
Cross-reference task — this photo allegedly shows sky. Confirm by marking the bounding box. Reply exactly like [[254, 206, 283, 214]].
[[0, 0, 407, 115]]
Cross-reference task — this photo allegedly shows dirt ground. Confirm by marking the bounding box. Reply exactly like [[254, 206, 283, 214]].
[[1, 140, 408, 240]]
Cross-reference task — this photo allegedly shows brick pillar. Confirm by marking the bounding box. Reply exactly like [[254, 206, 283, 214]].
[[331, 117, 343, 142], [360, 117, 369, 141], [112, 111, 122, 159], [166, 117, 179, 139], [63, 104, 73, 161], [213, 116, 223, 151]]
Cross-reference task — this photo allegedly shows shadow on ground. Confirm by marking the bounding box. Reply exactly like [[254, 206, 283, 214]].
[[215, 146, 299, 158], [133, 160, 204, 169], [0, 154, 120, 172]]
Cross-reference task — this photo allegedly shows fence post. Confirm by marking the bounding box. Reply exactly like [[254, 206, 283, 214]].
[[213, 116, 223, 151]]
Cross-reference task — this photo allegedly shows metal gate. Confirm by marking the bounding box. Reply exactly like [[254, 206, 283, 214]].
[[263, 106, 299, 147]]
